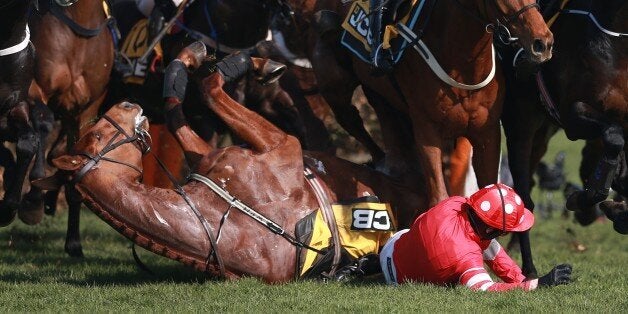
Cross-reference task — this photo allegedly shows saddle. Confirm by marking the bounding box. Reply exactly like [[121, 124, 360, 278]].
[[295, 195, 396, 280], [339, 0, 425, 65]]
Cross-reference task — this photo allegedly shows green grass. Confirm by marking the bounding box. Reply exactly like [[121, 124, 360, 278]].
[[0, 131, 626, 312]]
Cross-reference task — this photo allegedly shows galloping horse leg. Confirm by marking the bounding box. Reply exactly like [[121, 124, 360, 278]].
[[361, 86, 421, 185], [20, 101, 55, 222], [310, 40, 385, 163], [62, 101, 102, 257], [564, 102, 624, 226], [0, 101, 38, 226], [413, 123, 448, 206]]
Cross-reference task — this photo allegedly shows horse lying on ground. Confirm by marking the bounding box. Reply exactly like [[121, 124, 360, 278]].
[[501, 0, 628, 236], [35, 47, 425, 282]]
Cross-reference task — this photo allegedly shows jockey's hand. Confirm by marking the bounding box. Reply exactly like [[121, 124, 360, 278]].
[[538, 264, 572, 287]]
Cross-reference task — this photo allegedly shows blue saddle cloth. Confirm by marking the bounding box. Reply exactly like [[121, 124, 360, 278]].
[[340, 0, 427, 65]]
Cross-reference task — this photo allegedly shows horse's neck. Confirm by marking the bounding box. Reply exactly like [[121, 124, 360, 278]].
[[425, 0, 494, 73], [68, 0, 106, 24], [78, 170, 225, 260]]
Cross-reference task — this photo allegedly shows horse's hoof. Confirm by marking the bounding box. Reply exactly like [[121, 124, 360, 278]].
[[598, 201, 628, 235], [565, 191, 585, 211], [44, 191, 58, 216], [0, 201, 17, 227], [18, 191, 45, 225], [65, 243, 84, 258], [574, 204, 601, 226]]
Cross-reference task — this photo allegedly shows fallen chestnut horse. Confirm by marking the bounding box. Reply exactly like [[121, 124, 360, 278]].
[[35, 51, 425, 282]]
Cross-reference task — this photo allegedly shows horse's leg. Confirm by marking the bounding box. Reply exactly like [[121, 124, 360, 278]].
[[203, 72, 288, 153], [64, 182, 83, 257], [564, 102, 624, 226], [362, 85, 421, 184], [0, 101, 38, 226], [310, 40, 385, 163], [20, 101, 55, 223], [412, 122, 448, 206], [448, 137, 473, 196]]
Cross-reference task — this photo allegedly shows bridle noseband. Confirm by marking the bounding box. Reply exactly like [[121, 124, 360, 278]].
[[72, 114, 151, 184]]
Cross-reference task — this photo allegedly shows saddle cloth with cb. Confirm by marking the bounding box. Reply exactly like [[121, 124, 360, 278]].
[[340, 0, 425, 65], [295, 196, 396, 278]]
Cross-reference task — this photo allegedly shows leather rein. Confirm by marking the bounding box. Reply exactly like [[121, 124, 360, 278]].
[[39, 0, 114, 38]]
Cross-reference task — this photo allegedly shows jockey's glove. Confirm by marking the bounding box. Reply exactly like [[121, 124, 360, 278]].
[[538, 264, 573, 287]]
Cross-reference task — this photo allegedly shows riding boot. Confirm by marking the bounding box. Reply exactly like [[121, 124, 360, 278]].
[[369, 0, 393, 74], [147, 0, 177, 43]]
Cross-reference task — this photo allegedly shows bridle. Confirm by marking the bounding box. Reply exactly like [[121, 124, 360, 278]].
[[72, 114, 151, 184], [451, 0, 541, 45]]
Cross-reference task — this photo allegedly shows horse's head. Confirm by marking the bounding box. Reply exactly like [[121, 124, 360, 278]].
[[40, 102, 151, 188], [488, 0, 554, 63]]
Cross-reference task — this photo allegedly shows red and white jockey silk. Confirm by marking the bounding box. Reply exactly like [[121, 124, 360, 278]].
[[383, 196, 538, 291]]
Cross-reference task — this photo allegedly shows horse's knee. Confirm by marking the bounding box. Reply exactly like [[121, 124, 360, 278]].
[[564, 102, 608, 140], [601, 124, 624, 158], [16, 130, 39, 157]]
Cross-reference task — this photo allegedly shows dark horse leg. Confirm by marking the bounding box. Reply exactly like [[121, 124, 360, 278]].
[[310, 27, 385, 163], [564, 102, 624, 228], [501, 72, 559, 278], [0, 101, 39, 226], [20, 101, 55, 223]]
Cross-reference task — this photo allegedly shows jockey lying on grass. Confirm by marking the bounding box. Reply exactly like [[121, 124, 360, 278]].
[[380, 183, 573, 291]]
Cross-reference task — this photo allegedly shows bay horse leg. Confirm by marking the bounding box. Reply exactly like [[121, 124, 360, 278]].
[[564, 102, 624, 225], [0, 101, 38, 226], [448, 138, 473, 196], [413, 123, 448, 206], [21, 101, 55, 222], [203, 71, 289, 154], [310, 41, 385, 163]]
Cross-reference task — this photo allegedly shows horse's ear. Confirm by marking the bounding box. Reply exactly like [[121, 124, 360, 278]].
[[31, 172, 66, 191], [52, 155, 84, 171]]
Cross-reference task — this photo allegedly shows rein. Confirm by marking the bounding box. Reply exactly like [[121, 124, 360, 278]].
[[71, 113, 227, 278], [46, 0, 113, 38], [0, 25, 30, 57], [188, 173, 326, 254]]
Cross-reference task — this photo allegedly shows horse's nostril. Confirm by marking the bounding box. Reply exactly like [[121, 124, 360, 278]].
[[533, 39, 546, 54]]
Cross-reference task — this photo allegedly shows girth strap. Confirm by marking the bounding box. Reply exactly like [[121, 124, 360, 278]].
[[188, 173, 325, 254], [303, 164, 342, 277]]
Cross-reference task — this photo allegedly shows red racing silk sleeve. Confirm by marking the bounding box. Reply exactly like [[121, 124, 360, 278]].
[[482, 239, 527, 283], [459, 267, 538, 291]]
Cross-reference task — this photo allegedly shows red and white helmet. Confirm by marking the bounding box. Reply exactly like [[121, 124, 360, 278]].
[[467, 183, 534, 232]]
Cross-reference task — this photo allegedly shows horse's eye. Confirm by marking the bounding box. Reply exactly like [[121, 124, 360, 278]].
[[93, 132, 101, 140], [119, 102, 134, 110]]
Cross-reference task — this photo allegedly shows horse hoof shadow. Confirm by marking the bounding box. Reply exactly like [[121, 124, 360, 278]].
[[598, 201, 628, 235], [0, 200, 18, 227]]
